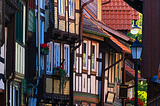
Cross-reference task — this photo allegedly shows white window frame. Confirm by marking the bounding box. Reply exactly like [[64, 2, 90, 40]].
[[58, 0, 65, 15], [54, 43, 60, 67], [46, 42, 53, 75], [83, 41, 88, 70], [92, 43, 96, 71], [64, 44, 70, 76], [69, 0, 74, 18]]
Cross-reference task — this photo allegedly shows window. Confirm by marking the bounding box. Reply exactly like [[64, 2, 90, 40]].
[[16, 1, 24, 43], [46, 42, 53, 74], [69, 0, 74, 17], [64, 44, 70, 76], [92, 43, 96, 71], [54, 43, 60, 67], [83, 41, 87, 69], [58, 0, 65, 15], [108, 52, 116, 87]]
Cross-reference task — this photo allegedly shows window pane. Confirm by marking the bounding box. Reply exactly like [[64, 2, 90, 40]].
[[83, 43, 86, 68], [92, 45, 95, 70]]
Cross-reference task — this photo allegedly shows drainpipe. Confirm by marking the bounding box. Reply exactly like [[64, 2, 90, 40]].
[[70, 0, 93, 105], [33, 0, 41, 92], [101, 51, 125, 106]]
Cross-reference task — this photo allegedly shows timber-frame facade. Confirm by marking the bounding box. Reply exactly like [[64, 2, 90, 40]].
[[36, 0, 81, 105]]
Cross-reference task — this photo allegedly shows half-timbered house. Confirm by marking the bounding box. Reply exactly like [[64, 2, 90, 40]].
[[35, 0, 80, 105], [72, 3, 135, 105], [0, 0, 24, 105], [73, 14, 111, 106], [79, 1, 143, 105]]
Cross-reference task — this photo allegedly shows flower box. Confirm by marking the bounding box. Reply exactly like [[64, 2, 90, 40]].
[[126, 103, 134, 106], [40, 47, 49, 55], [53, 64, 68, 92], [40, 43, 49, 55]]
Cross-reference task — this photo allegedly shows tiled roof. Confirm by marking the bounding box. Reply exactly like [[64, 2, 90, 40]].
[[83, 13, 131, 54], [83, 6, 134, 43], [83, 16, 110, 38], [125, 64, 143, 79], [102, 0, 139, 30]]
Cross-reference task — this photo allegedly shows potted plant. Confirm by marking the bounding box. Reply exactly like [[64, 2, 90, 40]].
[[125, 97, 143, 106], [53, 64, 68, 92], [40, 43, 49, 55]]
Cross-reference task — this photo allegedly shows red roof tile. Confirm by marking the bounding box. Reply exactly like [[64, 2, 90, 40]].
[[102, 0, 139, 31], [125, 64, 143, 79]]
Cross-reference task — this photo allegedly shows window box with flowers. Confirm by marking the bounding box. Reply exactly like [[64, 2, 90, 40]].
[[125, 97, 143, 106], [53, 64, 68, 92], [40, 43, 49, 55]]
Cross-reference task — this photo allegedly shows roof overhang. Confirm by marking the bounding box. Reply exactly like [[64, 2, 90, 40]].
[[105, 38, 122, 53], [123, 0, 143, 13], [5, 0, 22, 17]]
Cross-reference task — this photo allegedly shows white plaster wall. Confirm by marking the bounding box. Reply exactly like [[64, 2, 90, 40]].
[[76, 48, 78, 73], [79, 76, 81, 92], [76, 76, 78, 91], [0, 44, 4, 74], [91, 75, 95, 94], [88, 78, 90, 93], [96, 43, 99, 76], [104, 79, 108, 101], [73, 73, 75, 91], [82, 74, 87, 92], [88, 41, 91, 75], [79, 44, 82, 73], [79, 57, 82, 73], [0, 34, 4, 90], [96, 80, 98, 94], [105, 52, 109, 101]]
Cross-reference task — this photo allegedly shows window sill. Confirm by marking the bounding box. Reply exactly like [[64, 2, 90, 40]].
[[73, 68, 76, 72], [46, 72, 53, 75], [69, 16, 74, 19], [58, 13, 65, 16], [82, 69, 88, 74], [91, 71, 96, 75]]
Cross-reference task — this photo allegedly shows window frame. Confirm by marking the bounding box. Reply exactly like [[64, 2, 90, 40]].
[[69, 0, 74, 18], [46, 42, 53, 75], [64, 44, 70, 76], [83, 41, 88, 70], [54, 43, 60, 67], [92, 43, 96, 71], [58, 0, 65, 15]]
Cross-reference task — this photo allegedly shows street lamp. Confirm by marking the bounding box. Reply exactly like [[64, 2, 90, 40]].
[[131, 20, 141, 35], [130, 37, 143, 106]]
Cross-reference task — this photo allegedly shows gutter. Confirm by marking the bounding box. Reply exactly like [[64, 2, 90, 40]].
[[101, 51, 125, 106], [70, 0, 94, 105], [83, 28, 110, 38]]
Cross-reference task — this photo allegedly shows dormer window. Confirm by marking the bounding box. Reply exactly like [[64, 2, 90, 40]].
[[58, 0, 65, 15], [69, 0, 74, 18]]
